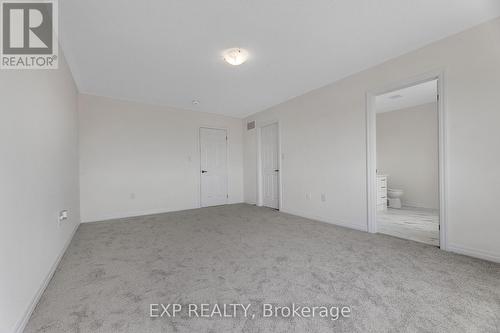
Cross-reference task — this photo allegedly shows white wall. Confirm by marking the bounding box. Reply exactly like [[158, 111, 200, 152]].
[[243, 18, 500, 262], [79, 94, 244, 222], [377, 103, 439, 209], [0, 53, 80, 332]]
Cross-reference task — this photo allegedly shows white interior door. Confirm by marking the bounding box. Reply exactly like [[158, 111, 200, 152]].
[[200, 128, 228, 207], [261, 123, 279, 209]]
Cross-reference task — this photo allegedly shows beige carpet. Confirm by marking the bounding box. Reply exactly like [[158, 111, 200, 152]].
[[24, 204, 500, 332]]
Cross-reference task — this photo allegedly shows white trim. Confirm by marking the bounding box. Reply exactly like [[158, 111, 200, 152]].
[[366, 70, 448, 250], [82, 206, 198, 223], [437, 74, 448, 250], [402, 202, 439, 210], [447, 244, 500, 263], [366, 92, 377, 234], [14, 223, 79, 333], [198, 126, 229, 208], [82, 203, 247, 223], [280, 208, 368, 232], [256, 120, 282, 210]]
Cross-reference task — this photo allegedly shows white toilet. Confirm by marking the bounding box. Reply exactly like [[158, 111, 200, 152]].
[[387, 188, 404, 208]]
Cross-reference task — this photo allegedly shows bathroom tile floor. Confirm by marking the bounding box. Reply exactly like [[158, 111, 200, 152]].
[[377, 207, 439, 246]]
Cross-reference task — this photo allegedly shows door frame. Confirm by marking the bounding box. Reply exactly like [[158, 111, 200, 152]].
[[198, 126, 229, 208], [256, 120, 282, 210], [365, 70, 448, 250]]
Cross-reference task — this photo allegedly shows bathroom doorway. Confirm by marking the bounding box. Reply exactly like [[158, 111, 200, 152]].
[[366, 73, 446, 248]]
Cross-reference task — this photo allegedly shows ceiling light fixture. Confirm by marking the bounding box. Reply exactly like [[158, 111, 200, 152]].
[[223, 48, 249, 66], [192, 100, 200, 105], [389, 94, 403, 99]]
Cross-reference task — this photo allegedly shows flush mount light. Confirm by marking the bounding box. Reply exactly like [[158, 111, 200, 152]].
[[192, 100, 200, 105], [389, 94, 403, 99], [223, 48, 249, 66]]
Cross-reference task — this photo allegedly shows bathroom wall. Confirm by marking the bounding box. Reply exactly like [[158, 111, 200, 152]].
[[377, 102, 439, 209]]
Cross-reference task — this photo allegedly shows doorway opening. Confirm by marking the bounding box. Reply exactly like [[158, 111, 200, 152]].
[[257, 122, 281, 210], [367, 73, 447, 248], [199, 127, 228, 207]]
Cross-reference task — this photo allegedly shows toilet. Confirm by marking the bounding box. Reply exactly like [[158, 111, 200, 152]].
[[387, 188, 404, 208]]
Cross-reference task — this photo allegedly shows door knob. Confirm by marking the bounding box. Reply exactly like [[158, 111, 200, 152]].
[[274, 169, 279, 172], [201, 170, 208, 173]]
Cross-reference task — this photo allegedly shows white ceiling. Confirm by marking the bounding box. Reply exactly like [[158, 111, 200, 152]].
[[376, 80, 438, 113], [59, 1, 500, 118]]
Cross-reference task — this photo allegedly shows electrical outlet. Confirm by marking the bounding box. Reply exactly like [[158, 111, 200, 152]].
[[59, 210, 68, 223], [321, 193, 327, 202], [306, 193, 311, 200]]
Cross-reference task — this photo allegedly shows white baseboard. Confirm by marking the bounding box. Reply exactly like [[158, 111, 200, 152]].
[[14, 223, 79, 333], [447, 243, 500, 263], [280, 208, 498, 263], [280, 208, 368, 232], [82, 207, 191, 223], [403, 202, 439, 210], [82, 202, 246, 223]]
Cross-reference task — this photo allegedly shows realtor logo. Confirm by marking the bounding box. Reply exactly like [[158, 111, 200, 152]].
[[1, 0, 58, 69]]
